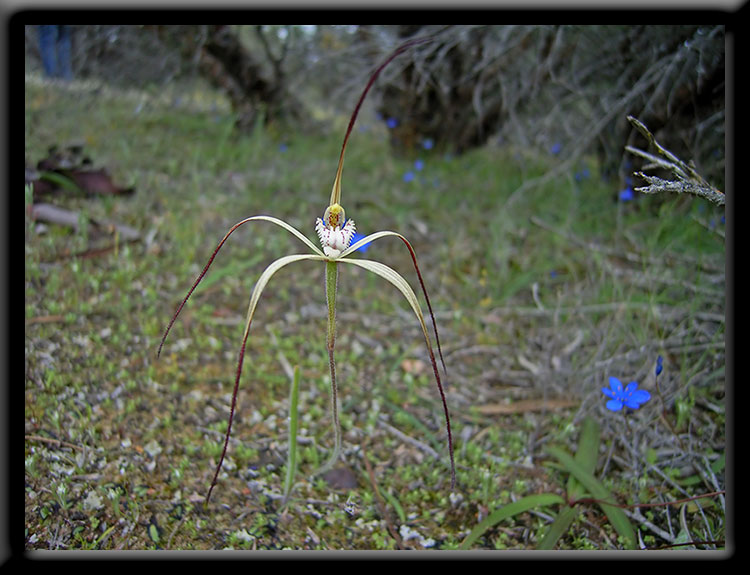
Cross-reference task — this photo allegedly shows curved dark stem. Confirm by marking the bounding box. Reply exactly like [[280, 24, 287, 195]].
[[331, 28, 450, 204], [337, 34, 437, 167], [392, 234, 453, 487], [157, 216, 255, 359]]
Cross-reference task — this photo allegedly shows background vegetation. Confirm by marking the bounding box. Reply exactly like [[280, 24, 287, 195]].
[[24, 24, 726, 552]]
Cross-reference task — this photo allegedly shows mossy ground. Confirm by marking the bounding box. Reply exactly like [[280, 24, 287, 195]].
[[24, 76, 726, 552]]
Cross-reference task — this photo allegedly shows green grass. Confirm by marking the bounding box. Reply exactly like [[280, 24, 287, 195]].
[[24, 76, 726, 551]]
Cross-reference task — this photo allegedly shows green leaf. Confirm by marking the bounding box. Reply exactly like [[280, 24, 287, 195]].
[[537, 505, 580, 550], [148, 523, 160, 544], [546, 445, 637, 549], [567, 416, 600, 500], [539, 417, 601, 550], [460, 493, 565, 549], [676, 452, 725, 487], [381, 489, 407, 524]]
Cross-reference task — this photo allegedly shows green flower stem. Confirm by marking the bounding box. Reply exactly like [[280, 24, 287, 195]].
[[314, 260, 342, 476]]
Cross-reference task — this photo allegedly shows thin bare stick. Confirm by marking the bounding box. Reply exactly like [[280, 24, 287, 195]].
[[626, 115, 724, 206]]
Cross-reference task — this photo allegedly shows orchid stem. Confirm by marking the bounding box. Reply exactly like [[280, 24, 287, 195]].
[[314, 260, 342, 477]]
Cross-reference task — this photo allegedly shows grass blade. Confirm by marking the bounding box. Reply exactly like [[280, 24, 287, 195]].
[[537, 505, 580, 550], [283, 365, 301, 503]]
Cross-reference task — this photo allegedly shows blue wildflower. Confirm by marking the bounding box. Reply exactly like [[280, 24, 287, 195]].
[[618, 187, 635, 202], [602, 376, 651, 411], [386, 117, 399, 129], [278, 143, 288, 153], [549, 142, 562, 155], [655, 355, 663, 377], [403, 170, 415, 183], [422, 138, 434, 150], [414, 159, 424, 171]]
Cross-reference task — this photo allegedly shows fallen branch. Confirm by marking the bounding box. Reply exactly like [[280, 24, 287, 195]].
[[31, 203, 141, 242]]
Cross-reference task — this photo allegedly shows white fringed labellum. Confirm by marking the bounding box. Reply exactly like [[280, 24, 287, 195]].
[[315, 203, 356, 258]]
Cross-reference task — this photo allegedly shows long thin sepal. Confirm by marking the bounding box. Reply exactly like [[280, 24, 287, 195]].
[[204, 253, 325, 505], [330, 33, 440, 207], [339, 257, 456, 489], [340, 230, 446, 373], [158, 216, 324, 359]]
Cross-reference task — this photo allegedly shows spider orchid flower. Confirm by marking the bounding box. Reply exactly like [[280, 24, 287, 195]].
[[315, 203, 356, 258], [158, 32, 455, 505]]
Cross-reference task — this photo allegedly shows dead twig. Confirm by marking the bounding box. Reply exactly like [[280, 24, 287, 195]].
[[26, 433, 85, 452], [625, 115, 724, 206]]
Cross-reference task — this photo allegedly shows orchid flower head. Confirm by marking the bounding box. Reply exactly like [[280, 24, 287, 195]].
[[315, 203, 356, 258]]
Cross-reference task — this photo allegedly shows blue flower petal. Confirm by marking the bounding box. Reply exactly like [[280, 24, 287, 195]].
[[608, 376, 623, 393], [624, 381, 639, 394], [606, 399, 624, 412], [625, 389, 651, 409]]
